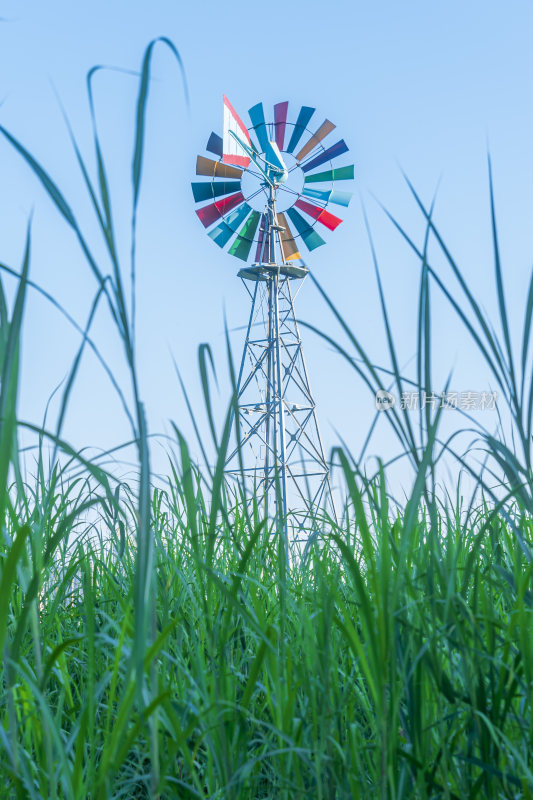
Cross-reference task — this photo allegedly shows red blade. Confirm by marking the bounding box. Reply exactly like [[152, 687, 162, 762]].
[[196, 192, 245, 228], [294, 198, 343, 231]]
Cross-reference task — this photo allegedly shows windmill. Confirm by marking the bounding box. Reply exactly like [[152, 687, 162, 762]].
[[192, 97, 354, 546]]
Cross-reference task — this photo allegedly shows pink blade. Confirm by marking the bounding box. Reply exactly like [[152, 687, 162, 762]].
[[295, 198, 343, 231], [274, 101, 288, 151], [196, 192, 245, 228]]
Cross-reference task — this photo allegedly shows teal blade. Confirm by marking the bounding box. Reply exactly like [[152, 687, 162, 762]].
[[301, 187, 352, 207], [191, 181, 242, 203], [208, 203, 251, 247], [286, 207, 325, 251]]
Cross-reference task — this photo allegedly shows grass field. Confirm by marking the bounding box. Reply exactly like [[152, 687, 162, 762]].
[[1, 40, 533, 798]]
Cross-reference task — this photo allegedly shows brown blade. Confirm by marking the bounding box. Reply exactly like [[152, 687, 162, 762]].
[[295, 120, 336, 162], [196, 155, 243, 179], [277, 212, 302, 261]]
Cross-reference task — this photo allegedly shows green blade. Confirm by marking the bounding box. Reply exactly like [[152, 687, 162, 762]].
[[229, 211, 261, 260], [304, 165, 355, 184]]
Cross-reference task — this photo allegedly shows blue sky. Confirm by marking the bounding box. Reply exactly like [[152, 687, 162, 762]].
[[1, 0, 532, 484]]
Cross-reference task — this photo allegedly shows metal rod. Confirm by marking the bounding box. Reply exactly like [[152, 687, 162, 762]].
[[273, 269, 289, 560]]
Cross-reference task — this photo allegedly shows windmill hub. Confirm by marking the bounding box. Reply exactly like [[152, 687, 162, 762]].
[[240, 151, 303, 213]]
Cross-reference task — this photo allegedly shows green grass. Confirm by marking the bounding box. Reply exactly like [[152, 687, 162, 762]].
[[1, 462, 533, 798], [0, 39, 533, 798]]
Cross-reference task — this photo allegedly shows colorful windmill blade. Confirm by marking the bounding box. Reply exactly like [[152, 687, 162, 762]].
[[191, 99, 355, 264]]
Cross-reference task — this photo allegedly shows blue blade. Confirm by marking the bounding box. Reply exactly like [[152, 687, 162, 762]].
[[286, 106, 315, 153], [301, 140, 349, 173], [206, 131, 223, 157]]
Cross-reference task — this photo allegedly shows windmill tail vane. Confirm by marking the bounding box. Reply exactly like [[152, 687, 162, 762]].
[[222, 94, 251, 168], [191, 96, 355, 550]]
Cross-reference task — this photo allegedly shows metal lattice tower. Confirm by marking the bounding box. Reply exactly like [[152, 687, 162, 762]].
[[224, 188, 337, 540]]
